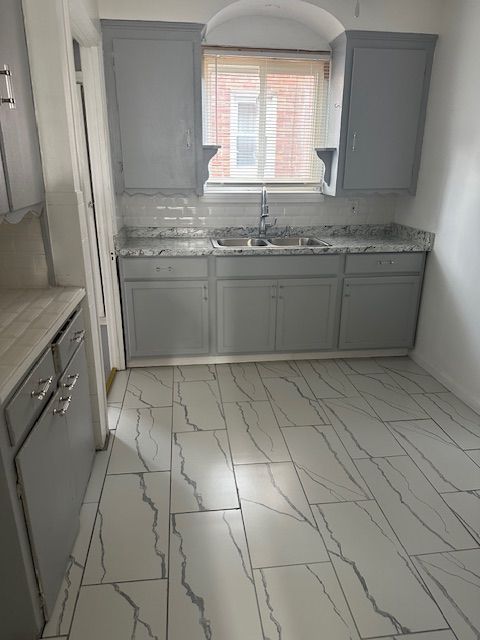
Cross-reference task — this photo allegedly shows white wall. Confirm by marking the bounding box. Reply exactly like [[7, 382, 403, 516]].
[[395, 0, 480, 410], [98, 0, 445, 35]]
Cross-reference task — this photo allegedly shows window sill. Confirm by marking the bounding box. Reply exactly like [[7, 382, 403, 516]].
[[201, 188, 326, 205]]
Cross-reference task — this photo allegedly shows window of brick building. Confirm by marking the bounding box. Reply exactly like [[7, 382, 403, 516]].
[[203, 50, 330, 190]]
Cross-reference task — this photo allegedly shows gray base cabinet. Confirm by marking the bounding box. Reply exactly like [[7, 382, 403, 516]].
[[339, 276, 422, 349], [124, 280, 210, 357], [217, 280, 277, 354], [276, 278, 338, 351]]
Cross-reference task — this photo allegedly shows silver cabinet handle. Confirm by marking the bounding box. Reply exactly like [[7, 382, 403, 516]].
[[377, 260, 396, 265], [352, 131, 358, 151], [71, 329, 86, 344], [0, 65, 16, 109], [63, 373, 79, 391], [203, 285, 208, 301], [155, 266, 173, 272], [54, 396, 72, 416], [186, 128, 192, 150], [31, 376, 54, 400]]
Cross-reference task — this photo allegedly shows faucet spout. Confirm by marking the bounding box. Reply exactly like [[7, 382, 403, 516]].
[[259, 185, 269, 237]]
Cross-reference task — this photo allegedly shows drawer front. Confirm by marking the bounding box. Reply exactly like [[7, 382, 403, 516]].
[[121, 257, 209, 280], [5, 348, 56, 446], [345, 252, 425, 274], [53, 307, 85, 373], [216, 255, 342, 278]]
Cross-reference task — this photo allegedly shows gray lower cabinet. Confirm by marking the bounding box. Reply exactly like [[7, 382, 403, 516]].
[[276, 278, 338, 351], [339, 275, 422, 349], [217, 279, 277, 354], [15, 389, 80, 618], [124, 280, 209, 357]]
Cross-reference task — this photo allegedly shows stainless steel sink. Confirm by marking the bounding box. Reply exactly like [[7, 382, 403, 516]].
[[268, 237, 331, 247], [212, 238, 269, 248]]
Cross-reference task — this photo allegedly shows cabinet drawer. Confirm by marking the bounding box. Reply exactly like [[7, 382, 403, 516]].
[[5, 348, 56, 447], [53, 307, 85, 373], [216, 255, 342, 278], [345, 252, 424, 274], [121, 257, 208, 280]]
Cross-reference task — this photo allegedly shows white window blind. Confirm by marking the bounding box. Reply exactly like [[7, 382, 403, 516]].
[[203, 50, 330, 187]]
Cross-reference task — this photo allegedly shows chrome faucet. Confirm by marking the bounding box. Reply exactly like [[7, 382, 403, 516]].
[[258, 185, 276, 237]]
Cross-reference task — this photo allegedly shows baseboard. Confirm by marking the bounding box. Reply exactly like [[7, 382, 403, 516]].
[[127, 348, 408, 368], [410, 352, 480, 414]]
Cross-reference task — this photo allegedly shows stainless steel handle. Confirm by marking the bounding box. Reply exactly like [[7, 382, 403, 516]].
[[1, 65, 16, 109], [186, 128, 192, 150], [71, 329, 86, 344], [31, 376, 54, 400], [54, 396, 72, 416], [352, 131, 357, 151], [271, 285, 277, 299], [155, 266, 173, 272], [63, 373, 79, 391], [203, 285, 208, 301], [377, 260, 396, 265]]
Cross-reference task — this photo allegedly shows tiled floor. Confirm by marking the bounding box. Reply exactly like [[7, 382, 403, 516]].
[[42, 357, 480, 640]]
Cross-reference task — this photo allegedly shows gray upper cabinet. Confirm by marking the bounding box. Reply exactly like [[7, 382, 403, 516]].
[[276, 278, 338, 351], [0, 0, 44, 214], [217, 280, 277, 354], [339, 275, 422, 349], [322, 31, 437, 196], [124, 280, 210, 357], [102, 20, 206, 195]]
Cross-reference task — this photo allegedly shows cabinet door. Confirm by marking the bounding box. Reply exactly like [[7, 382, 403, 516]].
[[16, 390, 79, 618], [62, 343, 95, 508], [124, 280, 209, 357], [276, 278, 338, 351], [343, 47, 427, 191], [0, 0, 44, 211], [339, 276, 421, 349], [217, 280, 277, 354], [113, 37, 196, 190]]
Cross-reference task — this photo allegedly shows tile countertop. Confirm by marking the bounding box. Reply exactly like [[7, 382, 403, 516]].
[[0, 287, 86, 405], [115, 223, 435, 258]]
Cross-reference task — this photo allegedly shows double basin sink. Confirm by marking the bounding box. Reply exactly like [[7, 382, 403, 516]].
[[211, 236, 332, 249]]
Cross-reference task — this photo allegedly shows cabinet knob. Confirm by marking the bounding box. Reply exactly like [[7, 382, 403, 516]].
[[71, 329, 86, 344]]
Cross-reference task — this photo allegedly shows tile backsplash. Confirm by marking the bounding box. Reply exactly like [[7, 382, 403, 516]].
[[118, 193, 397, 229], [0, 213, 50, 288]]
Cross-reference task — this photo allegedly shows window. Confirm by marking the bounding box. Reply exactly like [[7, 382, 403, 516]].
[[203, 50, 330, 189]]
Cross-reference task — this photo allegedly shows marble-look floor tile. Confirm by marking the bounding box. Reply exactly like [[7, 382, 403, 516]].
[[69, 580, 167, 640], [338, 357, 386, 375], [356, 457, 476, 554], [389, 632, 456, 640], [42, 503, 97, 638], [123, 367, 173, 408], [387, 420, 480, 492], [254, 563, 360, 640], [282, 426, 371, 503], [414, 392, 480, 450], [414, 550, 480, 640], [172, 380, 225, 432], [468, 449, 480, 466], [442, 491, 480, 544], [171, 430, 238, 513], [174, 364, 216, 382], [107, 403, 121, 430], [313, 501, 447, 638], [83, 434, 114, 504], [256, 360, 301, 378], [235, 462, 328, 567], [223, 401, 290, 464], [169, 510, 263, 640], [108, 407, 171, 474], [376, 357, 447, 393], [349, 373, 428, 421], [107, 369, 130, 404], [263, 376, 329, 427], [322, 396, 405, 459], [216, 363, 267, 402], [297, 359, 360, 399], [83, 472, 170, 584]]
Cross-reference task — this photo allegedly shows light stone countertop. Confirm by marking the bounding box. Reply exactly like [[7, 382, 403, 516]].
[[0, 287, 86, 404], [116, 223, 434, 258]]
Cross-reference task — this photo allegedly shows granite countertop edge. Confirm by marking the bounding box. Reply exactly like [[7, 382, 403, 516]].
[[0, 287, 86, 405]]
